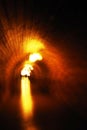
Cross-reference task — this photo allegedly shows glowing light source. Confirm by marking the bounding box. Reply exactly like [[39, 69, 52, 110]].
[[29, 53, 43, 63], [21, 53, 42, 76], [21, 77, 33, 117], [21, 64, 33, 76]]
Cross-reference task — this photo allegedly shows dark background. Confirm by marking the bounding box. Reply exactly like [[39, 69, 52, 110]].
[[0, 0, 87, 38]]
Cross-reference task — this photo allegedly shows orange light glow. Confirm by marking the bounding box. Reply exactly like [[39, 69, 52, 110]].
[[29, 53, 43, 63], [23, 39, 44, 53], [21, 77, 33, 117]]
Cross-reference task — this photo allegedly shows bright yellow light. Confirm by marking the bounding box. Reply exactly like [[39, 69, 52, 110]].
[[21, 77, 33, 117], [29, 53, 43, 63], [20, 38, 43, 117], [23, 39, 44, 53]]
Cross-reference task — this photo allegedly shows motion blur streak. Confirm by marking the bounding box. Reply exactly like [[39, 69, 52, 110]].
[[21, 77, 33, 118], [20, 52, 43, 118]]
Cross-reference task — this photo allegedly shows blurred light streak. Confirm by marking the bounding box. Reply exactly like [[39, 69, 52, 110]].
[[21, 77, 33, 118]]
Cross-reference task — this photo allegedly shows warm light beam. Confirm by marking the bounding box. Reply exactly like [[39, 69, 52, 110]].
[[21, 77, 33, 117]]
